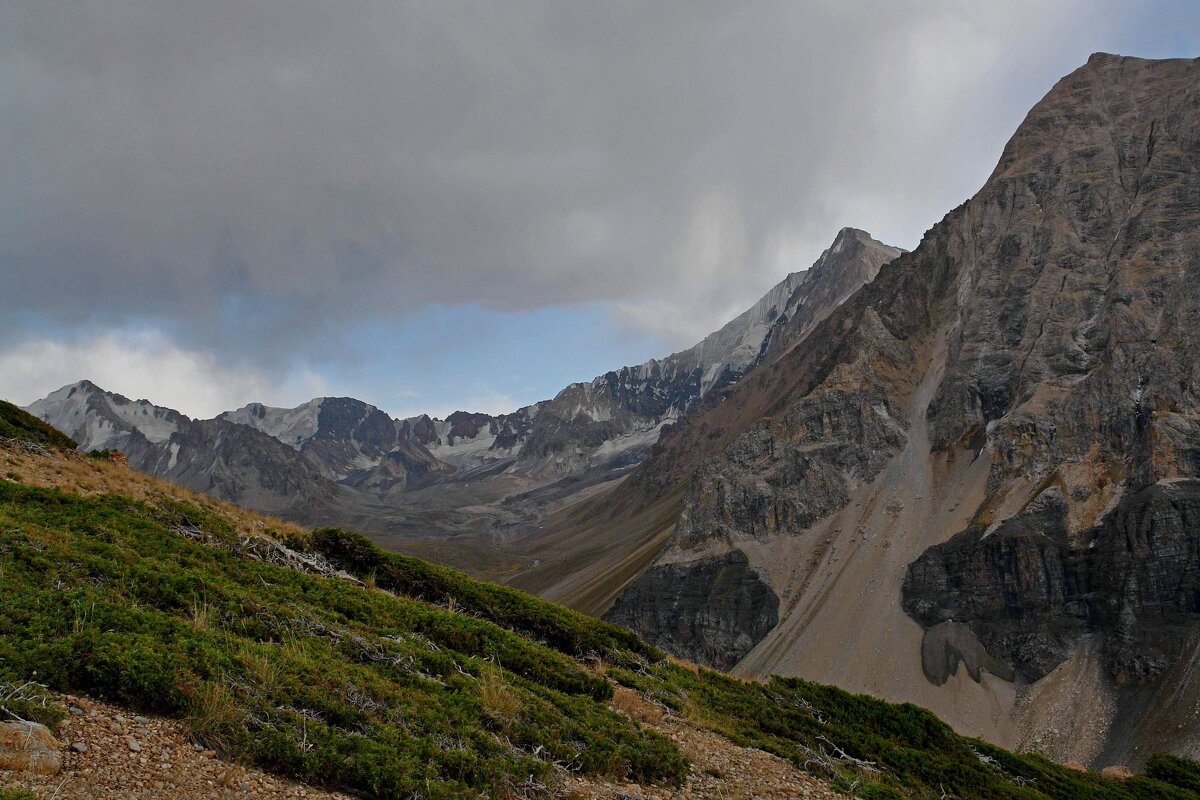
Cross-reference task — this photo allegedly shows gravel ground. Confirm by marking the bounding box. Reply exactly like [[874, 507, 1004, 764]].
[[0, 693, 352, 800]]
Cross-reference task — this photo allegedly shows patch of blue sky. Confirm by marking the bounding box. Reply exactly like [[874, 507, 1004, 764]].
[[309, 302, 669, 418]]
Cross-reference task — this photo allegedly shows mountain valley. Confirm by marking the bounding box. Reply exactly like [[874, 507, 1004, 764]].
[[28, 228, 900, 577], [15, 49, 1200, 785]]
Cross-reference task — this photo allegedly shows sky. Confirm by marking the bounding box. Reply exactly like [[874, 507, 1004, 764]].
[[2, 1, 1197, 419]]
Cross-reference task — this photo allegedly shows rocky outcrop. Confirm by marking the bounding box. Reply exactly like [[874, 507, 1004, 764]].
[[604, 550, 779, 669], [149, 419, 340, 517], [504, 227, 899, 481], [27, 380, 186, 457], [27, 381, 344, 518], [674, 387, 908, 550], [920, 54, 1200, 503], [905, 480, 1200, 685], [0, 720, 62, 775]]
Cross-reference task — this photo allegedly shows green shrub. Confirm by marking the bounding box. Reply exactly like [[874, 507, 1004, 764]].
[[0, 789, 39, 800], [1146, 753, 1200, 792], [0, 681, 66, 730], [4, 467, 1199, 800], [306, 527, 661, 667], [608, 662, 1200, 800]]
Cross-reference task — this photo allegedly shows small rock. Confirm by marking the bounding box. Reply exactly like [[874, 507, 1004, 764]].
[[1100, 765, 1133, 779], [127, 736, 141, 752], [115, 714, 127, 725], [69, 706, 84, 716], [133, 715, 150, 725], [0, 720, 63, 775], [70, 741, 88, 753]]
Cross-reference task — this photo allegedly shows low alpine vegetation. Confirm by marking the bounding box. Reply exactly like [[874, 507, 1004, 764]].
[[609, 662, 1200, 800], [0, 481, 685, 798]]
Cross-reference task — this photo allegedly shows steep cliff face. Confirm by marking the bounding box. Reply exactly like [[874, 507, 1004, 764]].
[[148, 418, 339, 516], [588, 53, 1200, 766], [905, 480, 1200, 685], [28, 380, 187, 455], [922, 54, 1200, 507], [605, 550, 779, 670], [26, 381, 342, 517]]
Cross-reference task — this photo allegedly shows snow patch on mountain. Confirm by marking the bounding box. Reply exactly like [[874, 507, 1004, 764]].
[[219, 399, 325, 450], [28, 380, 183, 450]]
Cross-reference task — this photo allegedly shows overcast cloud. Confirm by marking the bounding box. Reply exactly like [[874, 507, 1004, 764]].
[[2, 1, 1196, 417]]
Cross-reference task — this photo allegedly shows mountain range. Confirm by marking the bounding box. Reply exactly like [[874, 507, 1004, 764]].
[[22, 52, 1200, 771]]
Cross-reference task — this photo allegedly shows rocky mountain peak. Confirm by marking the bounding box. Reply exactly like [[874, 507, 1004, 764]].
[[592, 54, 1200, 767], [28, 380, 189, 451]]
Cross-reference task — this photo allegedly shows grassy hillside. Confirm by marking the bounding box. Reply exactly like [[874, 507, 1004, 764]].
[[0, 482, 684, 798], [0, 400, 75, 451], [1, 404, 1199, 799]]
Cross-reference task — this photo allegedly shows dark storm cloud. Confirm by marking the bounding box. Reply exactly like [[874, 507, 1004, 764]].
[[0, 1, 1146, 358]]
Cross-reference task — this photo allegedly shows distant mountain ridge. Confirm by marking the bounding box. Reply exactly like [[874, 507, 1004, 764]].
[[27, 227, 900, 542]]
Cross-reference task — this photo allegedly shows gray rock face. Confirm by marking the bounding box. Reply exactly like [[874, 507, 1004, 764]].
[[905, 480, 1200, 685], [918, 621, 1016, 686], [27, 380, 186, 455], [604, 550, 779, 669], [148, 418, 338, 517], [27, 381, 341, 518], [922, 53, 1200, 500], [674, 388, 908, 550], [501, 226, 899, 481]]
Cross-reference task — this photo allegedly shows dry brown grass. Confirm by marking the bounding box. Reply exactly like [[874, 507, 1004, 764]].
[[681, 698, 727, 732], [187, 596, 217, 631], [238, 646, 281, 695], [665, 653, 701, 673], [185, 680, 243, 755], [0, 441, 309, 544], [609, 686, 665, 725], [664, 652, 762, 686], [477, 666, 521, 725]]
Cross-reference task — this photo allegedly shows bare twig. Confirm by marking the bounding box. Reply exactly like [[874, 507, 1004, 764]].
[[816, 735, 880, 773]]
